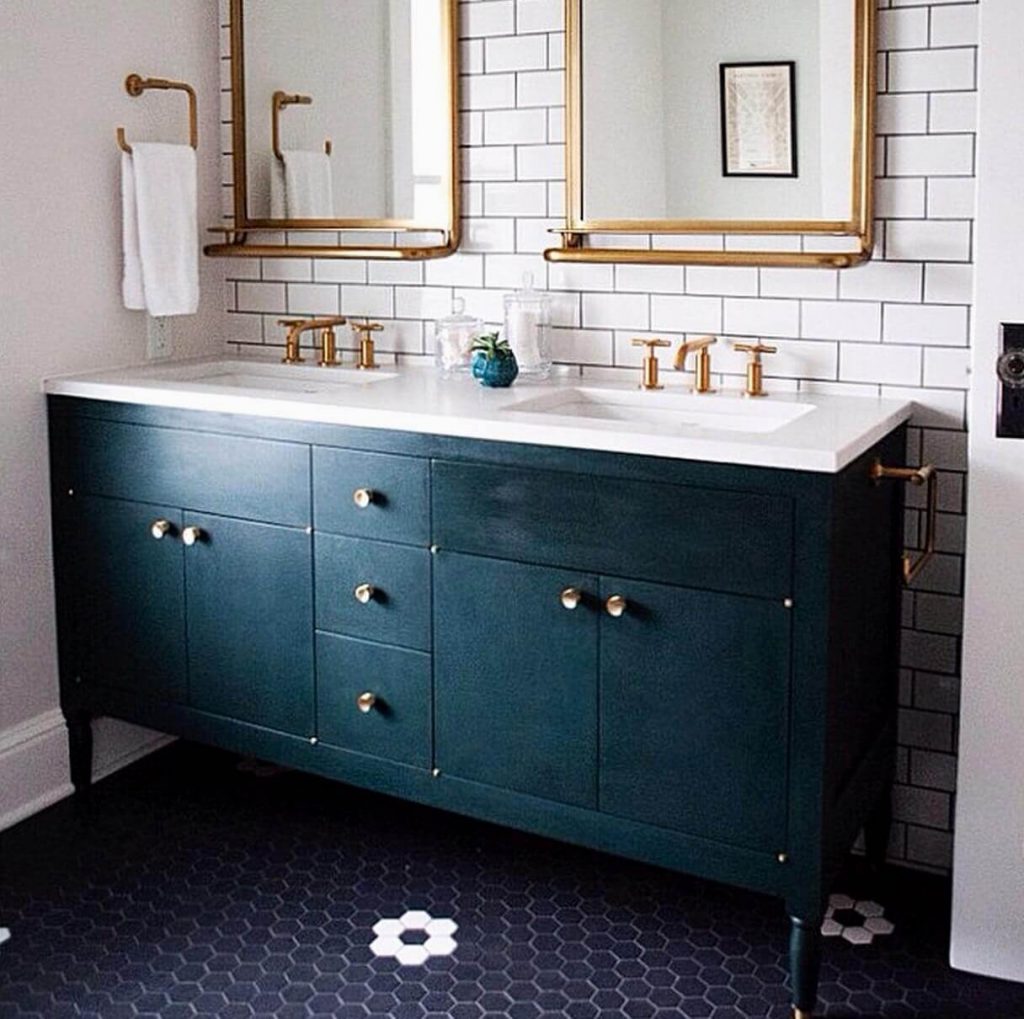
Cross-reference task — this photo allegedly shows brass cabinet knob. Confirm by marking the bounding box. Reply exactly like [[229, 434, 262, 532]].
[[560, 587, 583, 611], [150, 519, 173, 541], [181, 525, 204, 547], [356, 691, 377, 714], [354, 583, 376, 604], [605, 594, 628, 618], [353, 487, 375, 509]]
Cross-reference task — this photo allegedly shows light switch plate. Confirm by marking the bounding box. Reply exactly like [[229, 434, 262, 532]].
[[146, 316, 173, 360]]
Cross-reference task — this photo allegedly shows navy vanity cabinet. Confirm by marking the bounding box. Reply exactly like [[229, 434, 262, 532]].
[[48, 396, 907, 1019]]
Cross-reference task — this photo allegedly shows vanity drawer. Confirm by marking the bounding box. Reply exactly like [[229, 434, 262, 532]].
[[316, 633, 431, 769], [313, 447, 429, 545], [315, 535, 431, 650], [432, 461, 793, 599], [65, 418, 310, 527]]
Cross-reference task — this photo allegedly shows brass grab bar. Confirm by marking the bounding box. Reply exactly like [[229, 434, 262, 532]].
[[271, 91, 332, 160], [870, 460, 938, 585], [116, 73, 198, 154]]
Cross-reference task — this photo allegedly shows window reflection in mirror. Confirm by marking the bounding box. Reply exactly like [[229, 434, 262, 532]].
[[580, 0, 856, 225], [241, 0, 450, 226]]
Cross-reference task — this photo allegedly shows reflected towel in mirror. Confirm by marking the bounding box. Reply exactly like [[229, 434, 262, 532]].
[[271, 149, 333, 220], [121, 143, 199, 316]]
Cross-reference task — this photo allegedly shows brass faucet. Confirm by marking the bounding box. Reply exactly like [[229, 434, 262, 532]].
[[353, 320, 384, 370], [278, 316, 347, 364], [674, 335, 718, 393], [632, 338, 671, 390], [733, 342, 778, 397]]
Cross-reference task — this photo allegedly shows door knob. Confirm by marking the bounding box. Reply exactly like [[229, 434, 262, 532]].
[[605, 594, 628, 618], [356, 691, 377, 714], [150, 519, 173, 540], [354, 583, 376, 604], [560, 587, 583, 611], [353, 488, 375, 509], [181, 526, 204, 547]]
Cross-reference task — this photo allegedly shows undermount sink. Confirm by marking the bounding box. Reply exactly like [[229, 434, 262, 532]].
[[165, 361, 397, 395], [504, 387, 815, 435]]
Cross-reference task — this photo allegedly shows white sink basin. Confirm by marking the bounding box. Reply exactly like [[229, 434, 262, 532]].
[[504, 386, 815, 435], [163, 360, 397, 395]]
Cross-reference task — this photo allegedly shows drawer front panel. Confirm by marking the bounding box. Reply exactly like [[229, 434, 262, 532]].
[[433, 461, 793, 599], [67, 418, 310, 526], [316, 633, 431, 768], [313, 447, 429, 545], [315, 535, 431, 651]]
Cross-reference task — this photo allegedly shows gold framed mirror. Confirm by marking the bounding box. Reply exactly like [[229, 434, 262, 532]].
[[545, 0, 876, 268], [206, 0, 460, 260]]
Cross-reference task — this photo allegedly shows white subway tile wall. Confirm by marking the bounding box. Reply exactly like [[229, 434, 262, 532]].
[[219, 0, 976, 873]]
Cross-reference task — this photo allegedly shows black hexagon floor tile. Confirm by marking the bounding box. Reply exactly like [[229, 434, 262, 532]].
[[1, 743, 1023, 1018]]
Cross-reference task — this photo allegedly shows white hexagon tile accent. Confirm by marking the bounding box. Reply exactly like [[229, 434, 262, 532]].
[[370, 910, 458, 966], [0, 928, 10, 949], [822, 894, 896, 946]]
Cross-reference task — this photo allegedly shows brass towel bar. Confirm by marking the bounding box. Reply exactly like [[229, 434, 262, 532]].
[[272, 91, 332, 160], [870, 460, 939, 585], [116, 73, 198, 154]]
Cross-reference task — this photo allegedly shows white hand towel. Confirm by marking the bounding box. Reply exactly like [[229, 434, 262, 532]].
[[121, 142, 199, 317], [270, 157, 288, 219], [281, 149, 333, 219]]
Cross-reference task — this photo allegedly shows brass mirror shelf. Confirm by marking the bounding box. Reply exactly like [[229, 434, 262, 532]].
[[204, 226, 457, 261], [205, 0, 461, 262], [116, 73, 198, 154], [544, 0, 876, 269]]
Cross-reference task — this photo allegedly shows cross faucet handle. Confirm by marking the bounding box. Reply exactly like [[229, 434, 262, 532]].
[[733, 342, 779, 397], [631, 338, 670, 390]]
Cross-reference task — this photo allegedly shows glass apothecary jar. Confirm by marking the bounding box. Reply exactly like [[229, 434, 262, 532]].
[[503, 273, 552, 377], [434, 297, 482, 375]]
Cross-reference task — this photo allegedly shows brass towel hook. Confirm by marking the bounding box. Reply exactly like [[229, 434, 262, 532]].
[[870, 460, 939, 585], [271, 90, 332, 161], [116, 73, 198, 154]]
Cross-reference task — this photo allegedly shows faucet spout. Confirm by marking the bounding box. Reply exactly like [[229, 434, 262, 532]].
[[673, 335, 718, 392], [278, 316, 347, 364]]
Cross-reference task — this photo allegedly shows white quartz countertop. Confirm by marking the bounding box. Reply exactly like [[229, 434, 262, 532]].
[[44, 355, 913, 473]]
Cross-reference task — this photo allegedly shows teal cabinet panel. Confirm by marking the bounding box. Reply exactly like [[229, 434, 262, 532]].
[[432, 460, 793, 599], [74, 496, 187, 703], [316, 633, 431, 768], [599, 576, 791, 852], [313, 447, 429, 545], [66, 418, 310, 526], [315, 534, 431, 651], [185, 513, 314, 735], [434, 553, 599, 809]]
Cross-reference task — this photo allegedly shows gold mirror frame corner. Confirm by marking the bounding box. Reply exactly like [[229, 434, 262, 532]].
[[543, 0, 876, 269], [205, 0, 461, 261]]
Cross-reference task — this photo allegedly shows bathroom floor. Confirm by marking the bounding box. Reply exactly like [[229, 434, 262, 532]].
[[1, 744, 1022, 1019]]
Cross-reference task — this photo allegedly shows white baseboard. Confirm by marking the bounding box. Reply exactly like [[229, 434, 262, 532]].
[[0, 708, 173, 833]]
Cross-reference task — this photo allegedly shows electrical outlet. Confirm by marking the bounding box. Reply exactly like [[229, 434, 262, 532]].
[[146, 316, 173, 360]]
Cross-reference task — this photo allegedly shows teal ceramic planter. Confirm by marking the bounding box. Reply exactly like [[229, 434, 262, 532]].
[[473, 350, 519, 388]]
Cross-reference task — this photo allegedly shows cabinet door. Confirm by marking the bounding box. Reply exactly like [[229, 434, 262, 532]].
[[434, 553, 599, 808], [599, 577, 790, 852], [74, 496, 187, 702], [184, 513, 314, 736]]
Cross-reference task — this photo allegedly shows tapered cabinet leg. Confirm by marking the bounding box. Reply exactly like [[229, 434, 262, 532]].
[[789, 914, 822, 1019], [67, 714, 93, 794], [864, 788, 893, 877]]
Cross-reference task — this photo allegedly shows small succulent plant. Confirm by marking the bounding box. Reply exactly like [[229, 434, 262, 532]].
[[470, 332, 514, 360]]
